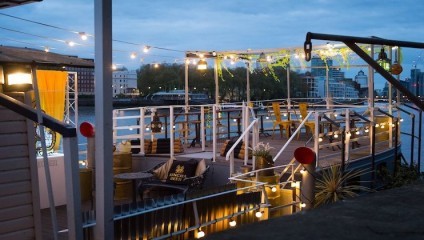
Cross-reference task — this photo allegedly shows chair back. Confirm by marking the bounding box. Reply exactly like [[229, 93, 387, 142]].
[[272, 102, 282, 122], [299, 102, 309, 120]]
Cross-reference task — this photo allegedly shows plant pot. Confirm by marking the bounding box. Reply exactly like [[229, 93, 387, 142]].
[[255, 155, 275, 176]]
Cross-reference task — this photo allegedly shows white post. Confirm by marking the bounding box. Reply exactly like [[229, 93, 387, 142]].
[[212, 105, 217, 162], [201, 106, 205, 151], [185, 59, 189, 107], [326, 66, 330, 109], [243, 105, 249, 166], [214, 59, 219, 104], [170, 106, 175, 159], [314, 112, 319, 167], [286, 65, 291, 109], [369, 45, 375, 154], [246, 62, 251, 104], [139, 107, 145, 155], [345, 109, 351, 162], [94, 0, 114, 238], [63, 136, 83, 240]]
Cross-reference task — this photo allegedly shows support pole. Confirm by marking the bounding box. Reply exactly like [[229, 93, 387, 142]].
[[94, 0, 114, 238]]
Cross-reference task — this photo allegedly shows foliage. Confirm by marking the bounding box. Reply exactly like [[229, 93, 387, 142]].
[[315, 165, 371, 207], [378, 163, 422, 189], [250, 142, 273, 158]]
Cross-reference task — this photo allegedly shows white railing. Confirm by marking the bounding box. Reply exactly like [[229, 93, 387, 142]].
[[225, 105, 259, 175]]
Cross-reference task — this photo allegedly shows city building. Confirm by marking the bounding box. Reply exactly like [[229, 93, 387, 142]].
[[410, 68, 424, 97], [67, 62, 95, 96], [112, 70, 138, 97], [354, 70, 369, 98]]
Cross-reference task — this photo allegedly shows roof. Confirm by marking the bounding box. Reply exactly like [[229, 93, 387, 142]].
[[0, 0, 42, 9], [0, 45, 94, 68]]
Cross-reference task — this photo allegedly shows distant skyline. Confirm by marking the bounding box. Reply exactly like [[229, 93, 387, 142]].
[[1, 0, 424, 89]]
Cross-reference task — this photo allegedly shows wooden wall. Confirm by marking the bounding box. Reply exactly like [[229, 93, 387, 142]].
[[0, 93, 41, 239]]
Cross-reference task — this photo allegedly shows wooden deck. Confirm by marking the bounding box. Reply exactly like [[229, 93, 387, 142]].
[[41, 130, 396, 239]]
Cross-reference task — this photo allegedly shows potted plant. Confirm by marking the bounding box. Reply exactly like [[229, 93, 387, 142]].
[[251, 142, 274, 176]]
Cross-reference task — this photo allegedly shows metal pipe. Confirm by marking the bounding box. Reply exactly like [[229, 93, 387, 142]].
[[343, 42, 424, 111], [306, 32, 424, 49]]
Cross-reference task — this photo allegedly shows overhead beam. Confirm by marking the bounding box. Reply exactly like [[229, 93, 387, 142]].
[[304, 32, 424, 111]]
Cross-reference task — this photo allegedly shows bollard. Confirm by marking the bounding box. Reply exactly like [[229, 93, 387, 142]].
[[294, 147, 316, 210], [80, 122, 96, 169]]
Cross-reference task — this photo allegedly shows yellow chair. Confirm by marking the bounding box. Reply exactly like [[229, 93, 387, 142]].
[[271, 102, 291, 138], [297, 103, 315, 139]]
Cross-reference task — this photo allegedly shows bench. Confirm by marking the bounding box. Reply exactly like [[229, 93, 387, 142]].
[[138, 158, 210, 199]]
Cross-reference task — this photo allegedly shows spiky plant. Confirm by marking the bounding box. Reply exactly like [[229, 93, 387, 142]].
[[314, 164, 371, 207]]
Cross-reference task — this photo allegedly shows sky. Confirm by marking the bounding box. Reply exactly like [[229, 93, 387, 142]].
[[1, 0, 424, 89]]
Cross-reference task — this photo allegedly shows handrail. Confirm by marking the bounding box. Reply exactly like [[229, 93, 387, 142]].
[[0, 92, 76, 137], [274, 111, 314, 161], [225, 118, 258, 161]]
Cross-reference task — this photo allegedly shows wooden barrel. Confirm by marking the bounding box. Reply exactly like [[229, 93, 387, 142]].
[[113, 152, 132, 201]]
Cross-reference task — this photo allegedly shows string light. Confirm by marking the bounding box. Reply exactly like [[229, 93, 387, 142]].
[[130, 52, 137, 59], [255, 211, 263, 218], [333, 132, 339, 139], [271, 186, 277, 192], [79, 32, 88, 40], [143, 45, 151, 53], [196, 228, 205, 238], [229, 218, 237, 227], [300, 203, 306, 208]]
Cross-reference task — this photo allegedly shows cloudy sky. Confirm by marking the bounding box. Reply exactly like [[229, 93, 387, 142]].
[[1, 0, 424, 88]]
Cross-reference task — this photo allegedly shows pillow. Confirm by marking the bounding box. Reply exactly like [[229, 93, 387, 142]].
[[153, 158, 174, 180], [195, 159, 207, 177], [166, 159, 198, 184]]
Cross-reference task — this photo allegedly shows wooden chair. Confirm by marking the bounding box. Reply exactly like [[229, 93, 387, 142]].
[[297, 102, 315, 139], [271, 102, 291, 138]]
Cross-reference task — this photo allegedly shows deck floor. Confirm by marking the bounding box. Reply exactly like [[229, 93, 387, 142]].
[[41, 131, 395, 239]]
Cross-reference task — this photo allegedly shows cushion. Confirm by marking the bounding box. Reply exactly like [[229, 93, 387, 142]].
[[153, 157, 174, 180], [195, 159, 207, 177], [166, 159, 198, 184]]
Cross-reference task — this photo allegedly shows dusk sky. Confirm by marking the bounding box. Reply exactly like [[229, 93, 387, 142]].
[[1, 0, 424, 89]]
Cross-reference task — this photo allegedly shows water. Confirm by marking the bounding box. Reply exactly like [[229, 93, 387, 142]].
[[73, 105, 424, 171]]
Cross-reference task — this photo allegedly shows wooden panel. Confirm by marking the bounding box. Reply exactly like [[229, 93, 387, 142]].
[[0, 192, 32, 209], [0, 204, 33, 221], [0, 109, 25, 121], [0, 133, 28, 147], [0, 121, 27, 134], [0, 181, 32, 197], [0, 216, 34, 234], [0, 228, 34, 240], [0, 169, 31, 184], [0, 145, 29, 159], [0, 157, 30, 171]]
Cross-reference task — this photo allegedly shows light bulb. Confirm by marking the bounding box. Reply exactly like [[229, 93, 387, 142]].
[[300, 203, 306, 208], [130, 52, 137, 59], [143, 45, 150, 53], [197, 229, 205, 238], [229, 219, 237, 227], [271, 186, 277, 192], [79, 32, 88, 40], [255, 211, 263, 218], [318, 137, 323, 142], [300, 169, 306, 174], [67, 41, 75, 47], [375, 123, 380, 127], [400, 118, 404, 122], [334, 133, 339, 139], [365, 128, 369, 133]]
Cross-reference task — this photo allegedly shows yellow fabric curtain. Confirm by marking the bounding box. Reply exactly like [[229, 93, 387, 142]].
[[36, 70, 68, 150]]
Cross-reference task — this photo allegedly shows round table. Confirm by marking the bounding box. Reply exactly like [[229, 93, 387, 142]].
[[114, 172, 153, 203]]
